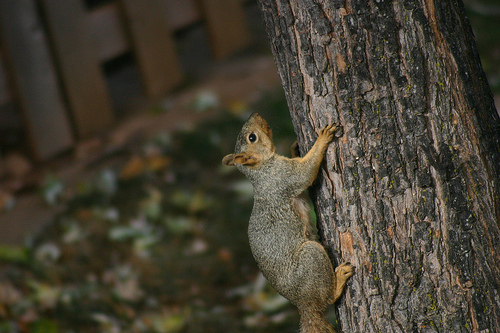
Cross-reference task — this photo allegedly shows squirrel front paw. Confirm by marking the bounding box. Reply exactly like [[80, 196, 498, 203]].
[[319, 123, 343, 142]]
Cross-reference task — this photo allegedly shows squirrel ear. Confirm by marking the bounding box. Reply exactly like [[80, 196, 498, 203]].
[[222, 154, 235, 166], [233, 153, 258, 166]]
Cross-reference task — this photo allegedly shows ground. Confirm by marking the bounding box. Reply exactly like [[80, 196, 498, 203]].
[[0, 54, 330, 333]]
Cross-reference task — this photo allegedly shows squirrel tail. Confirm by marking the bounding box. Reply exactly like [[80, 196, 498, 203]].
[[298, 307, 335, 333]]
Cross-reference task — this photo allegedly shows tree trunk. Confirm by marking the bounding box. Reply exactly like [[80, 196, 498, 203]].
[[256, 0, 500, 331]]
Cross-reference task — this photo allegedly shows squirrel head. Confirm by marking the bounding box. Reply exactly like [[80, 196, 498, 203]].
[[222, 113, 276, 167]]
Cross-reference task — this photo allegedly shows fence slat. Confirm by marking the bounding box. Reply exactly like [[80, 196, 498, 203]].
[[41, 0, 114, 138], [161, 0, 200, 30], [199, 0, 251, 59], [88, 2, 130, 63], [122, 0, 184, 98], [0, 0, 73, 160]]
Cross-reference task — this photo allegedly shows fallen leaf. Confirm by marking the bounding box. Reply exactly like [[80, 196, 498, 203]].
[[61, 219, 87, 244], [0, 190, 16, 212], [139, 188, 163, 221], [170, 190, 192, 210], [169, 189, 213, 214], [147, 155, 171, 172], [133, 234, 160, 258], [76, 208, 93, 220], [34, 243, 61, 263], [0, 281, 23, 305], [228, 100, 249, 116], [185, 238, 208, 255], [190, 90, 219, 113], [259, 293, 289, 313], [0, 245, 28, 263], [91, 313, 121, 333], [120, 155, 145, 180], [95, 169, 118, 196], [136, 307, 189, 333], [4, 152, 32, 178], [230, 180, 254, 201], [28, 281, 61, 310], [152, 312, 186, 333], [217, 248, 233, 262], [30, 318, 59, 333], [244, 312, 268, 329], [93, 207, 120, 223], [103, 265, 144, 303], [108, 225, 143, 241], [40, 175, 64, 206], [269, 311, 293, 324], [0, 321, 17, 332], [188, 190, 214, 214], [163, 216, 195, 235], [152, 131, 172, 149], [113, 277, 144, 302]]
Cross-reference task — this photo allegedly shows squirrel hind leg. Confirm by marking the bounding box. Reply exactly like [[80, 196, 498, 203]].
[[292, 197, 315, 240]]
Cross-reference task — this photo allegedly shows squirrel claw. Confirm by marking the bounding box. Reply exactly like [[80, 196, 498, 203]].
[[319, 123, 343, 141], [335, 262, 355, 277]]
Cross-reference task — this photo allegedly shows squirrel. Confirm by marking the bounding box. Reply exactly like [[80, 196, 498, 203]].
[[222, 113, 354, 333]]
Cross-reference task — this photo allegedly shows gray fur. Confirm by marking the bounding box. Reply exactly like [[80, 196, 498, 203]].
[[222, 113, 353, 333]]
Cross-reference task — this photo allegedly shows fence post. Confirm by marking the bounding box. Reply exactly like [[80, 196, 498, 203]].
[[0, 0, 74, 160]]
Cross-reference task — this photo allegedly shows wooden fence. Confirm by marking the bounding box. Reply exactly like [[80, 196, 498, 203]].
[[0, 0, 251, 160]]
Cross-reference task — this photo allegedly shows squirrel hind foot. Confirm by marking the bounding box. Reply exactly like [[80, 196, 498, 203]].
[[330, 262, 354, 303]]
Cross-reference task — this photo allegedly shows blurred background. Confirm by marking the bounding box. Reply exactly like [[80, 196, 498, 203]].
[[0, 0, 498, 332]]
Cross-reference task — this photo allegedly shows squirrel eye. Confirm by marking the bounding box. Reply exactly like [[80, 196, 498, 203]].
[[248, 132, 257, 143]]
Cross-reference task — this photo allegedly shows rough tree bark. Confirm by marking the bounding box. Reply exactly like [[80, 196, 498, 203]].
[[256, 0, 500, 332]]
